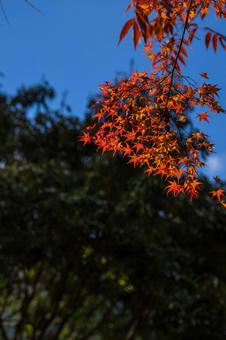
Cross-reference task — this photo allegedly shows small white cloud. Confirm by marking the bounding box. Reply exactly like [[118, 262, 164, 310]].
[[206, 154, 226, 180], [206, 155, 223, 175]]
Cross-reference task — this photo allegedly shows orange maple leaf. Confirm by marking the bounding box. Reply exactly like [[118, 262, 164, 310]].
[[210, 189, 225, 201], [80, 132, 91, 145], [165, 180, 183, 197]]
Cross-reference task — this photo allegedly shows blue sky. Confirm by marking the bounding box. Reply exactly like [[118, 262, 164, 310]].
[[0, 0, 225, 178]]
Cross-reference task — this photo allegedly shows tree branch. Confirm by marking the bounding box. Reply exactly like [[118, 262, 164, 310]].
[[0, 318, 9, 340], [164, 0, 193, 124]]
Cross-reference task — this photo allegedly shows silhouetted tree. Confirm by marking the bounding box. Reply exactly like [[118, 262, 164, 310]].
[[0, 84, 226, 339]]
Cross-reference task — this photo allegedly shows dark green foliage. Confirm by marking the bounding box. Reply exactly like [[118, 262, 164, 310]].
[[0, 84, 226, 339]]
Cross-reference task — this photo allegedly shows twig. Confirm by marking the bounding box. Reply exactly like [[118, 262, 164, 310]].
[[164, 0, 193, 123], [0, 0, 9, 24], [24, 0, 43, 15]]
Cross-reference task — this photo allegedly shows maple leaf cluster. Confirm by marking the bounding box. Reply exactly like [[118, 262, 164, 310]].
[[81, 0, 226, 206]]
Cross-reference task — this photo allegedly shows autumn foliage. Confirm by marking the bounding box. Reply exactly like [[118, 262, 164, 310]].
[[81, 0, 226, 206]]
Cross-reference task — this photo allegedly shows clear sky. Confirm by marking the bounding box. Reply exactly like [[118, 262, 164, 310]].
[[0, 0, 225, 178]]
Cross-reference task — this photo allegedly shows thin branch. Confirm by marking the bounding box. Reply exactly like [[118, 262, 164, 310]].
[[24, 0, 43, 15], [14, 264, 43, 340], [36, 269, 71, 340], [164, 0, 193, 122], [204, 26, 226, 39], [0, 318, 9, 340], [0, 0, 9, 24]]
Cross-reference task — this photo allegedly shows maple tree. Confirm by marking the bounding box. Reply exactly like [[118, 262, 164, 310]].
[[81, 0, 226, 206]]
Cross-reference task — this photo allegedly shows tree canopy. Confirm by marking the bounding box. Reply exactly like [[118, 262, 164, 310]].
[[1, 84, 226, 339]]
